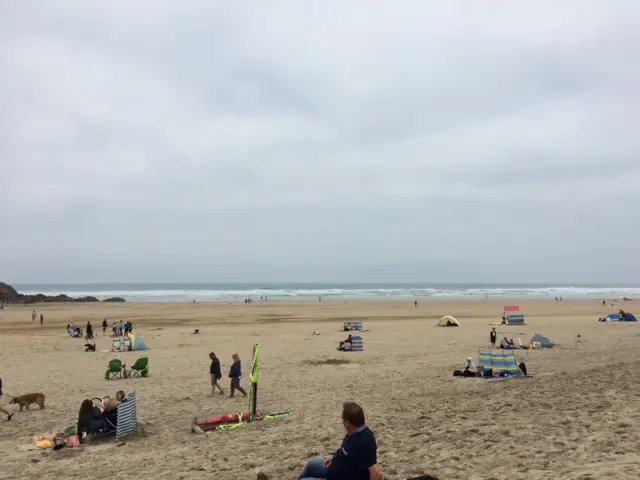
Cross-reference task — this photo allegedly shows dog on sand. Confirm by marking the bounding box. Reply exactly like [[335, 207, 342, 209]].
[[9, 393, 46, 411]]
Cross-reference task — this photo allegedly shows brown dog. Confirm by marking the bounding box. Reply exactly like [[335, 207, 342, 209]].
[[9, 393, 45, 411]]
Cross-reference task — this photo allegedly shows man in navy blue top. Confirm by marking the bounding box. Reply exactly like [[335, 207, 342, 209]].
[[299, 402, 382, 480]]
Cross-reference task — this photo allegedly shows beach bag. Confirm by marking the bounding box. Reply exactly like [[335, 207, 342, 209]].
[[453, 370, 463, 377]]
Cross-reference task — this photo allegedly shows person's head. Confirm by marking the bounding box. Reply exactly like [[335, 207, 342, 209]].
[[116, 390, 125, 401], [232, 353, 240, 362], [341, 402, 365, 433], [466, 357, 472, 363], [209, 352, 217, 361]]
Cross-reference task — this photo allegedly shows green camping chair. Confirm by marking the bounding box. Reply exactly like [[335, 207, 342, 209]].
[[105, 359, 124, 380], [130, 357, 149, 377]]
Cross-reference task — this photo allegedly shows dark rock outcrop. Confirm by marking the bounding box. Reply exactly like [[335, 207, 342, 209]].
[[103, 297, 126, 302], [0, 282, 121, 304]]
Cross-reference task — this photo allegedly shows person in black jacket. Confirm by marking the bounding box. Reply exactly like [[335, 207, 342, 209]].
[[490, 327, 497, 347], [209, 352, 223, 395]]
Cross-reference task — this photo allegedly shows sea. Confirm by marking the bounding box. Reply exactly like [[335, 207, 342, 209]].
[[11, 283, 640, 303]]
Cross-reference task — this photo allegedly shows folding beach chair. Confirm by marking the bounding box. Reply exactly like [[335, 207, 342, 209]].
[[105, 359, 124, 380], [122, 336, 132, 351], [129, 357, 149, 377], [77, 398, 117, 440]]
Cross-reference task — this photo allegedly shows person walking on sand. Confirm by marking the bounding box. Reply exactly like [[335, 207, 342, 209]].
[[32, 310, 36, 323], [102, 318, 108, 334], [490, 327, 497, 348], [298, 402, 382, 480], [0, 376, 15, 420], [40, 313, 43, 326], [228, 353, 247, 398], [209, 352, 224, 396]]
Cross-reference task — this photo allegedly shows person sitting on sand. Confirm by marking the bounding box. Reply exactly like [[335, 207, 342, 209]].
[[518, 359, 528, 376], [338, 334, 353, 351], [0, 376, 14, 421], [103, 390, 125, 412], [500, 337, 511, 349], [299, 402, 382, 480], [462, 357, 477, 377]]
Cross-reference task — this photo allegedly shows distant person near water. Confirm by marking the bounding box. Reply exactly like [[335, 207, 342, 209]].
[[490, 327, 497, 347], [40, 313, 43, 326], [102, 318, 108, 334], [298, 402, 381, 480], [32, 310, 36, 323]]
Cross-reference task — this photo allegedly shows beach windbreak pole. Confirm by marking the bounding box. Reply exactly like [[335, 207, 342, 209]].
[[249, 343, 260, 422]]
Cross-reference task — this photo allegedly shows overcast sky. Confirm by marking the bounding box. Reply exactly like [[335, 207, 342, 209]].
[[1, 1, 639, 284]]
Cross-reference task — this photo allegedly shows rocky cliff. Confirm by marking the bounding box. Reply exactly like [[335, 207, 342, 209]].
[[0, 282, 125, 304]]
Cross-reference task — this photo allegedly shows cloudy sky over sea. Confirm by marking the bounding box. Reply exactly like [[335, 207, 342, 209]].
[[1, 2, 639, 283]]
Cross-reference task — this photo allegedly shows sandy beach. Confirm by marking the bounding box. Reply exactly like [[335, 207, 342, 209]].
[[0, 299, 639, 480]]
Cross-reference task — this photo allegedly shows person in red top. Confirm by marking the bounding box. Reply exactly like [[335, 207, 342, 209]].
[[0, 377, 14, 420]]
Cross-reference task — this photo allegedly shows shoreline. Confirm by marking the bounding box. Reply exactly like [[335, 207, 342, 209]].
[[0, 296, 623, 305]]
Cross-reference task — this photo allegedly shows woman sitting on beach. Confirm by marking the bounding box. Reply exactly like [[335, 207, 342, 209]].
[[462, 357, 477, 377], [103, 390, 125, 412]]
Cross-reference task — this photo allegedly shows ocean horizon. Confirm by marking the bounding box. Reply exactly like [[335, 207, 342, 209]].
[[10, 282, 640, 302]]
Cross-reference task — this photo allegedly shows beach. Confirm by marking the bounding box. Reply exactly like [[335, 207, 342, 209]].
[[0, 298, 638, 479]]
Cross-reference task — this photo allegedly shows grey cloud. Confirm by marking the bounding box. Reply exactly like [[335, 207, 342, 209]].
[[1, 1, 639, 283]]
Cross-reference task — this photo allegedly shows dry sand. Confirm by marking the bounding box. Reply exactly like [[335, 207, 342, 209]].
[[0, 299, 639, 480]]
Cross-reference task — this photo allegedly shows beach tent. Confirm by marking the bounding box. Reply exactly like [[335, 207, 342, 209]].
[[437, 316, 460, 327], [529, 333, 553, 348], [127, 333, 149, 351], [601, 313, 637, 322]]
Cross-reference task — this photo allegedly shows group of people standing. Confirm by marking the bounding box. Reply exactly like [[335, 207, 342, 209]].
[[209, 352, 247, 398], [111, 319, 133, 337]]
